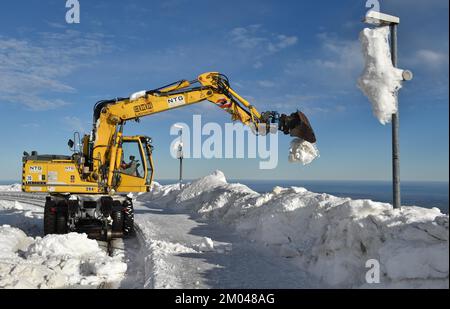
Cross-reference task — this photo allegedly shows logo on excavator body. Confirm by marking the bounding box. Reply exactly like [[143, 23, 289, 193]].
[[134, 102, 153, 114], [168, 95, 186, 108], [29, 166, 42, 173]]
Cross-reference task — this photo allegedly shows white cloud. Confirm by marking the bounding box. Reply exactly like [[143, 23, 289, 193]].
[[63, 116, 88, 134], [248, 92, 344, 116], [410, 49, 449, 69], [229, 25, 298, 68], [285, 33, 363, 91], [2, 94, 70, 111], [253, 61, 263, 69], [0, 30, 109, 110], [21, 123, 41, 128], [257, 80, 276, 88], [230, 25, 298, 54]]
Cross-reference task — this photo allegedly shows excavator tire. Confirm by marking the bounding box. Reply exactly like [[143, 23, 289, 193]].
[[123, 201, 134, 236], [112, 201, 124, 232], [44, 200, 57, 235], [56, 201, 68, 234]]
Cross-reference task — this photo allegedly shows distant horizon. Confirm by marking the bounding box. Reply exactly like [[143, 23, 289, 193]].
[[3, 178, 448, 184]]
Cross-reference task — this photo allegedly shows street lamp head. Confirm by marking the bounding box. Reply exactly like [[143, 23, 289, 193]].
[[402, 70, 414, 81], [364, 10, 400, 25]]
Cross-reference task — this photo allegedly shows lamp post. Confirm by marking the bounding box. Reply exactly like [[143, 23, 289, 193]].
[[174, 125, 184, 189], [363, 10, 413, 209]]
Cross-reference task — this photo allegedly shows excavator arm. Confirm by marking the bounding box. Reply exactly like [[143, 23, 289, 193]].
[[90, 72, 316, 187], [21, 72, 317, 241]]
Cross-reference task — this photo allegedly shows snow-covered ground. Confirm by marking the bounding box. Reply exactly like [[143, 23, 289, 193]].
[[0, 193, 128, 289], [0, 184, 22, 192], [1, 174, 448, 289], [137, 171, 449, 288]]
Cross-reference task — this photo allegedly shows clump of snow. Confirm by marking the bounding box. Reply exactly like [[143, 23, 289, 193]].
[[0, 228, 127, 288], [129, 90, 146, 101], [0, 184, 22, 192], [139, 171, 449, 288], [288, 138, 319, 165], [0, 225, 34, 259], [358, 26, 405, 125], [197, 237, 215, 252]]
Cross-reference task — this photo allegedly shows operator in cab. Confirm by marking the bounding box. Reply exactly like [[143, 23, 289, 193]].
[[121, 155, 139, 177]]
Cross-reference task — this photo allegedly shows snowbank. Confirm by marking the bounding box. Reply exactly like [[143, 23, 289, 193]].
[[0, 227, 127, 288], [358, 26, 405, 125], [139, 171, 449, 288], [0, 199, 127, 288], [0, 184, 21, 192]]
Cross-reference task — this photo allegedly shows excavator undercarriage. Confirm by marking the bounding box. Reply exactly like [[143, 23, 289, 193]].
[[43, 194, 133, 241]]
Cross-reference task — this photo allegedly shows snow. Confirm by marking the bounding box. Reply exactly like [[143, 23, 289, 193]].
[[0, 199, 127, 289], [0, 184, 21, 192], [197, 237, 215, 252], [358, 26, 405, 125], [133, 199, 319, 288], [129, 90, 146, 101], [0, 226, 127, 288], [1, 174, 448, 289], [139, 171, 449, 288], [288, 138, 320, 165]]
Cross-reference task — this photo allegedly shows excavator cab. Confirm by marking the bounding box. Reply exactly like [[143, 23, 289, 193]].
[[115, 136, 154, 193]]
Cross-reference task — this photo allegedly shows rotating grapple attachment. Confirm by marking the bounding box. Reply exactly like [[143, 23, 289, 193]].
[[278, 111, 317, 143], [260, 110, 317, 143]]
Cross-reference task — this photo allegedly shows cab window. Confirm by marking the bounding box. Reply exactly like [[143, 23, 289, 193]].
[[120, 141, 145, 178]]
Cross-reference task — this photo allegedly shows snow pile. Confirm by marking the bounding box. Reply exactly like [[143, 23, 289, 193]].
[[0, 227, 127, 288], [0, 226, 34, 259], [288, 138, 320, 165], [139, 171, 449, 288], [0, 184, 22, 192], [358, 26, 405, 124]]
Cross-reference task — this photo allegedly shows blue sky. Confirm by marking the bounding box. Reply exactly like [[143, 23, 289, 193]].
[[0, 0, 448, 181]]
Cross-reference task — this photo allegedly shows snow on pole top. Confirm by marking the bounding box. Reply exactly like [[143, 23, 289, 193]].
[[358, 26, 405, 125]]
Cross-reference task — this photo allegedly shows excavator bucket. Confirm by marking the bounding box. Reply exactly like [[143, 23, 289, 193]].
[[279, 111, 317, 143]]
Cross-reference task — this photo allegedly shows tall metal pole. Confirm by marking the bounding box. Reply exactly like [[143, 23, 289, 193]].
[[178, 130, 183, 190], [179, 156, 183, 190], [390, 24, 401, 209]]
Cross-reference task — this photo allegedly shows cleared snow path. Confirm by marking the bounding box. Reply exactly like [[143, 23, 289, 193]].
[[134, 200, 322, 288]]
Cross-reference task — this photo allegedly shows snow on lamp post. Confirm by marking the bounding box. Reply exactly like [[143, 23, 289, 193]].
[[360, 10, 413, 209], [174, 124, 184, 189]]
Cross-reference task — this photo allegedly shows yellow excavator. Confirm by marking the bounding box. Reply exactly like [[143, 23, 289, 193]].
[[21, 72, 316, 240]]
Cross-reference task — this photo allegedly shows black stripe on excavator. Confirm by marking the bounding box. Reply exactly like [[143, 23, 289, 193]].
[[22, 161, 26, 191], [93, 98, 128, 123], [150, 80, 188, 94], [153, 86, 207, 97]]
